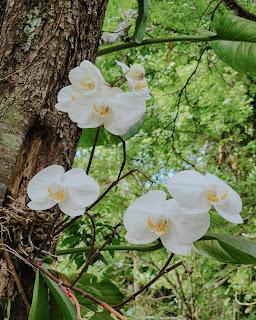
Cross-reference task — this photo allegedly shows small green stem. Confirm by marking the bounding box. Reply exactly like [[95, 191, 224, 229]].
[[97, 34, 219, 56], [56, 242, 163, 255]]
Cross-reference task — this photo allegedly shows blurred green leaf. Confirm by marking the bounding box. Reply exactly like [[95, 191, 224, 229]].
[[78, 128, 120, 148], [29, 271, 50, 320], [122, 118, 144, 140], [91, 310, 113, 319], [49, 293, 64, 320], [195, 234, 256, 264], [69, 273, 123, 312], [212, 15, 256, 74], [42, 275, 76, 320], [133, 0, 150, 43]]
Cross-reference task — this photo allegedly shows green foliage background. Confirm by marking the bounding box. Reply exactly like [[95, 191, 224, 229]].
[[57, 1, 256, 319]]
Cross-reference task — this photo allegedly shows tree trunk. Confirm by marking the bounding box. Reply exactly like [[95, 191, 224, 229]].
[[0, 0, 108, 318]]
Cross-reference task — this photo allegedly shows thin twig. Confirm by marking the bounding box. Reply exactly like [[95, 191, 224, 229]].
[[86, 126, 101, 175], [83, 212, 97, 267], [54, 216, 70, 233], [113, 255, 182, 309], [4, 251, 30, 313], [114, 261, 183, 308], [36, 211, 61, 256], [71, 223, 121, 287]]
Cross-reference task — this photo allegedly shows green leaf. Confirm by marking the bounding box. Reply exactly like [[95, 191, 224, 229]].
[[91, 310, 113, 320], [195, 234, 256, 264], [78, 128, 120, 148], [78, 120, 143, 148], [49, 293, 64, 320], [133, 0, 150, 43], [42, 275, 77, 320], [29, 271, 50, 320], [122, 118, 144, 140], [212, 14, 256, 74], [69, 273, 123, 311]]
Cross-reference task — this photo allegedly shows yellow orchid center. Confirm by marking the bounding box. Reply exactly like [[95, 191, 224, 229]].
[[147, 215, 169, 236], [80, 80, 95, 91], [135, 82, 147, 90], [207, 190, 229, 203], [48, 185, 66, 202], [93, 103, 110, 116]]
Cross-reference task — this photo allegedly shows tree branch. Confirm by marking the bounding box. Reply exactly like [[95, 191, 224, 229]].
[[113, 254, 183, 309], [56, 242, 163, 255], [97, 35, 219, 56], [222, 0, 256, 21]]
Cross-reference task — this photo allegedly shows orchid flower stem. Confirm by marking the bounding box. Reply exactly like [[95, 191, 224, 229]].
[[86, 126, 101, 175], [113, 255, 183, 309], [56, 242, 163, 255], [117, 136, 126, 180], [83, 212, 97, 266]]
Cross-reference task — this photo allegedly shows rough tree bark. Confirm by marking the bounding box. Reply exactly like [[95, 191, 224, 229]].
[[0, 0, 108, 319]]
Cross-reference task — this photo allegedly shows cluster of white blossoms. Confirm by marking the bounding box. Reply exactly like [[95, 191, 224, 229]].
[[27, 60, 150, 217], [26, 60, 243, 258], [55, 60, 149, 136], [124, 170, 243, 255]]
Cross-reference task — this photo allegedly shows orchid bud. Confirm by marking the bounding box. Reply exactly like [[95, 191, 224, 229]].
[[127, 64, 145, 81]]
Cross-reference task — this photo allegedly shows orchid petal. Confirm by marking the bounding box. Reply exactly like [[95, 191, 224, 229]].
[[28, 200, 57, 210], [27, 165, 64, 203], [167, 170, 211, 212], [105, 92, 146, 135], [63, 168, 100, 207], [124, 190, 167, 244]]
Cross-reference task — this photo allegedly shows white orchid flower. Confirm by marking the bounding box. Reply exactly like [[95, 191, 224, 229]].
[[167, 170, 243, 224], [55, 85, 80, 113], [115, 61, 151, 99], [27, 165, 100, 217], [68, 86, 146, 136], [69, 60, 104, 95], [123, 190, 210, 255]]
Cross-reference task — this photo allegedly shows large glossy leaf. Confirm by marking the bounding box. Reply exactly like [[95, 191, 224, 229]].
[[70, 273, 123, 312], [49, 293, 64, 320], [212, 14, 256, 74], [42, 275, 76, 320], [78, 120, 143, 148], [133, 0, 150, 43], [78, 128, 120, 148], [195, 234, 256, 264], [29, 271, 50, 320]]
